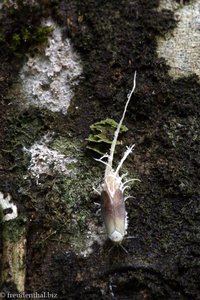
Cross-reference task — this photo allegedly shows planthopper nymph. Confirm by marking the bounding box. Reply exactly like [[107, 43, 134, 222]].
[[95, 72, 137, 244]]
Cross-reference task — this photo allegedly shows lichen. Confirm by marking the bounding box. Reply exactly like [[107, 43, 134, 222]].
[[157, 0, 200, 79], [86, 118, 128, 155], [24, 133, 77, 181], [21, 134, 104, 255], [50, 135, 103, 205], [19, 19, 82, 114]]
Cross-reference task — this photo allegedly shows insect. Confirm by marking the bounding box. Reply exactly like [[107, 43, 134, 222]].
[[95, 71, 137, 244]]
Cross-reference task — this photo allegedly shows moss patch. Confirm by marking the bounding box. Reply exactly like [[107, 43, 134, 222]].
[[19, 135, 103, 257], [0, 1, 54, 59], [2, 218, 26, 242]]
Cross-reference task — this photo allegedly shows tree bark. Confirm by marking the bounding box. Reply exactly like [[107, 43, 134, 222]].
[[0, 1, 199, 299]]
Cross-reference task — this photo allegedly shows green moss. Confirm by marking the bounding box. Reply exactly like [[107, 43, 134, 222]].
[[10, 33, 21, 51], [51, 136, 103, 199], [8, 25, 54, 56], [38, 136, 104, 251], [2, 218, 26, 242], [31, 26, 54, 44], [86, 118, 128, 154], [0, 2, 54, 59], [22, 28, 31, 41], [8, 108, 50, 148]]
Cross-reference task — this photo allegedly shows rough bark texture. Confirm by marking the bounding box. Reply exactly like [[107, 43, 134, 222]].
[[1, 222, 26, 293], [0, 1, 199, 299]]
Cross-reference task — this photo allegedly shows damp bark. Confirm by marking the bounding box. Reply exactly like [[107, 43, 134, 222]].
[[0, 1, 200, 300]]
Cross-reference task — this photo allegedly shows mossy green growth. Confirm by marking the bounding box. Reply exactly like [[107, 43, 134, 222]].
[[51, 136, 102, 203], [31, 26, 54, 45], [0, 0, 55, 58], [46, 136, 103, 253], [10, 33, 21, 51], [86, 118, 128, 154], [2, 218, 26, 242], [0, 25, 54, 57]]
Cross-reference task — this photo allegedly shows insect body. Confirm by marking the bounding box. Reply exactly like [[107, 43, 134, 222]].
[[96, 72, 137, 243], [101, 171, 127, 242]]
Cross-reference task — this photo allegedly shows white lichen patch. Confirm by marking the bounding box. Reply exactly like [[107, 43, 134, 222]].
[[157, 0, 200, 79], [157, 0, 180, 11], [72, 222, 104, 258], [24, 133, 77, 181], [20, 19, 82, 114], [0, 192, 18, 221]]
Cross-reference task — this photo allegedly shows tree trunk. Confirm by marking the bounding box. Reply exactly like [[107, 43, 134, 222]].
[[0, 1, 199, 299]]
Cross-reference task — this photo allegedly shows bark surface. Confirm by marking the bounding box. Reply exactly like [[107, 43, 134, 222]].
[[0, 1, 199, 299]]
